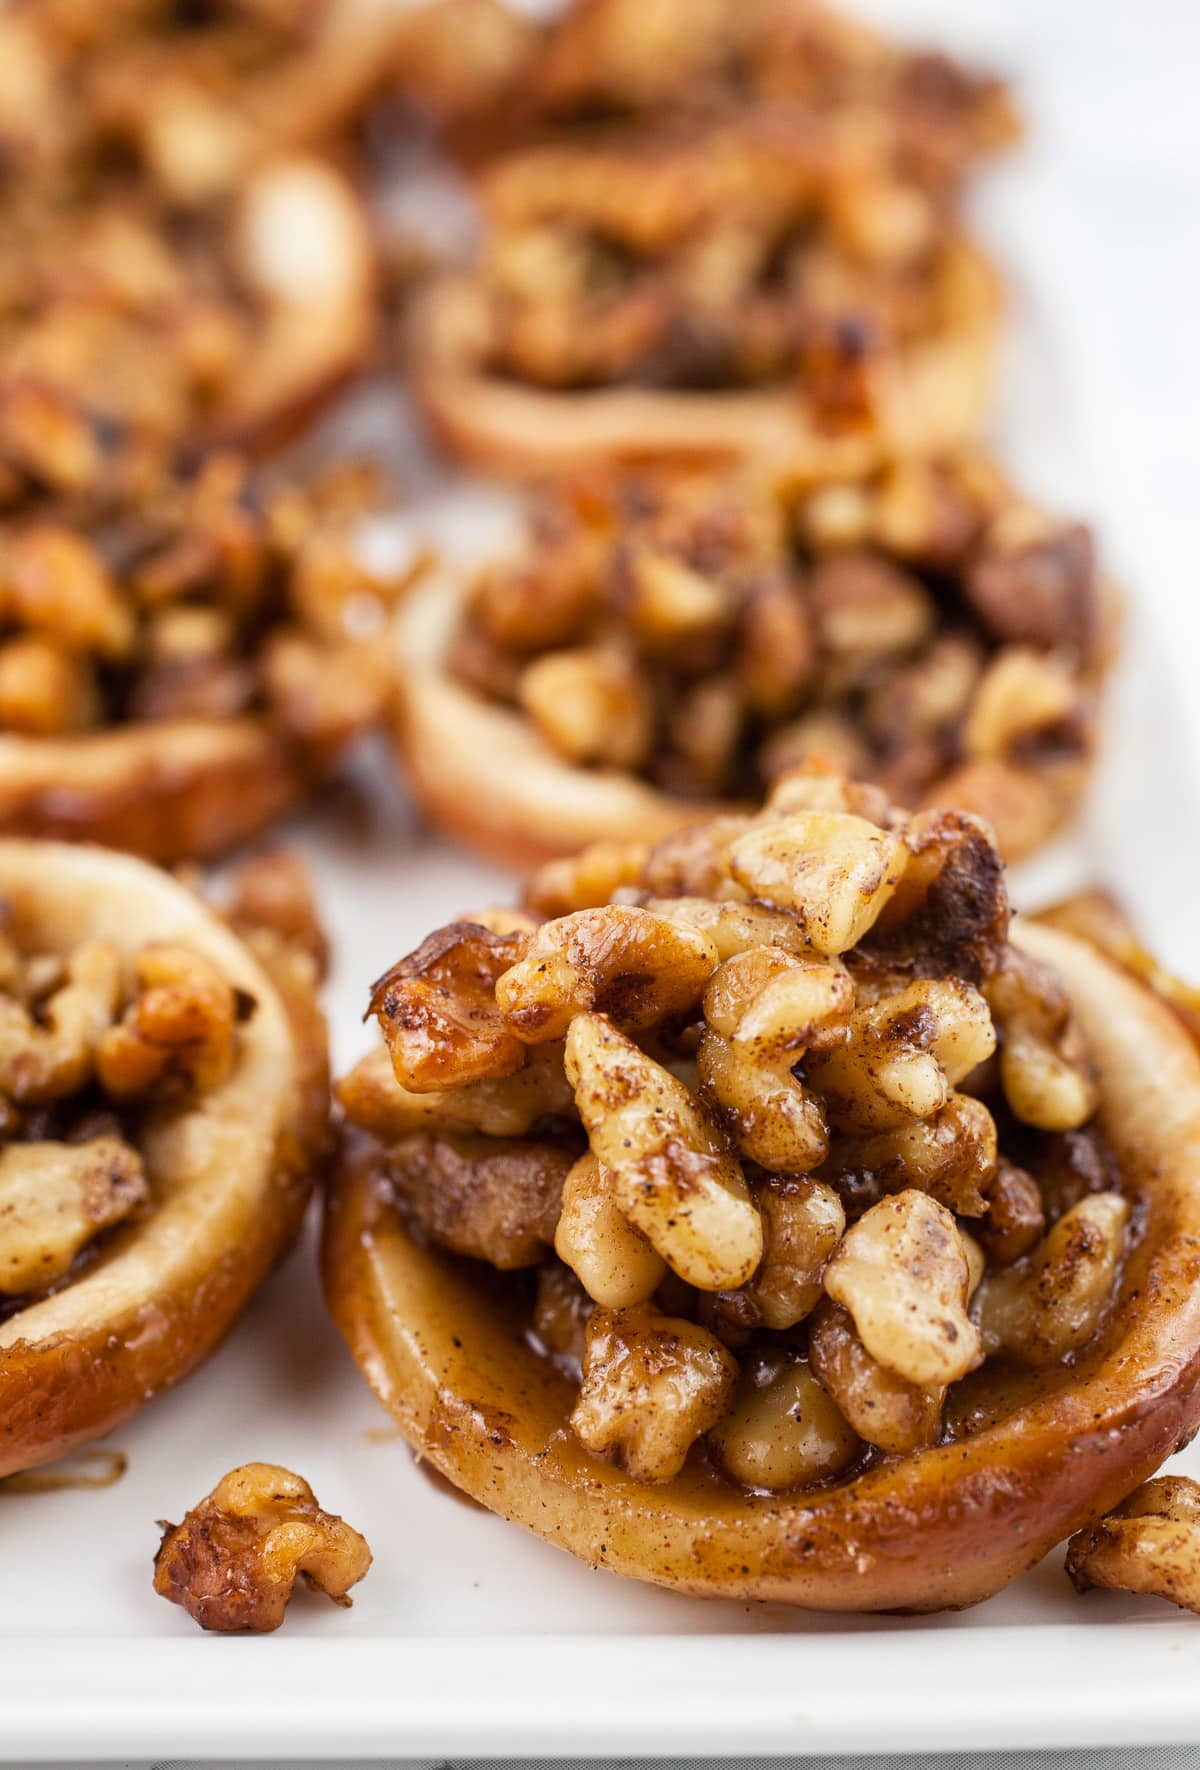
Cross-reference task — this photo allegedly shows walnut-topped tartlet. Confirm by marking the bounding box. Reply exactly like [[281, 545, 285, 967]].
[[0, 452, 399, 862], [411, 117, 999, 475], [395, 455, 1115, 867], [324, 766, 1200, 1613], [0, 843, 328, 1477]]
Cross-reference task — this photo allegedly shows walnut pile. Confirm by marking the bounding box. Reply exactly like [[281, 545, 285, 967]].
[[469, 124, 973, 405], [154, 1462, 372, 1634], [0, 452, 396, 751], [341, 764, 1130, 1492], [451, 458, 1107, 854]]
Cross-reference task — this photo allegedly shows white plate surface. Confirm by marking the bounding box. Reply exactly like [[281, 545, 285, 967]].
[[4, 0, 1200, 1759]]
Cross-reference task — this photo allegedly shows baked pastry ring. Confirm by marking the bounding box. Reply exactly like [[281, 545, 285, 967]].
[[0, 454, 397, 861], [394, 456, 1115, 867], [0, 842, 327, 1477], [324, 771, 1200, 1612], [410, 118, 1000, 477]]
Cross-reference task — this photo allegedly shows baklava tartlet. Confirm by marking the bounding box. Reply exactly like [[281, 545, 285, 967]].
[[0, 843, 328, 1477], [0, 453, 398, 861], [395, 455, 1114, 866], [323, 768, 1200, 1614], [324, 767, 1200, 1612], [411, 118, 999, 475]]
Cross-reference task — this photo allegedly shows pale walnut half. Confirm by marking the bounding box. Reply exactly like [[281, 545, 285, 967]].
[[0, 1135, 147, 1295], [728, 812, 908, 956], [977, 1191, 1129, 1366], [1066, 1477, 1200, 1617], [154, 1463, 372, 1634], [710, 1346, 861, 1492], [554, 1151, 666, 1308], [571, 1302, 737, 1484]]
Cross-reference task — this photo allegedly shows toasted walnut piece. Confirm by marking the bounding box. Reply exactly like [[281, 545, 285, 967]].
[[808, 978, 996, 1133], [976, 1156, 1045, 1265], [524, 841, 650, 918], [565, 1013, 762, 1292], [864, 631, 984, 755], [862, 808, 1009, 986], [571, 1302, 737, 1483], [808, 1298, 943, 1454], [710, 1346, 860, 1491], [729, 812, 907, 956], [664, 673, 743, 791], [1066, 1477, 1200, 1615], [370, 921, 528, 1092], [821, 1092, 997, 1218], [154, 1463, 372, 1635], [762, 761, 895, 829], [0, 941, 121, 1105], [985, 946, 1097, 1132], [749, 1175, 845, 1330], [555, 1151, 666, 1307], [698, 1030, 829, 1173], [646, 897, 811, 962], [96, 945, 236, 1098], [496, 905, 718, 1043], [0, 636, 99, 735], [807, 550, 935, 690], [0, 1135, 147, 1295], [517, 643, 653, 769], [338, 1042, 573, 1141], [977, 1191, 1130, 1366], [758, 709, 872, 786], [966, 518, 1098, 656], [824, 1189, 981, 1388], [0, 524, 134, 658], [226, 852, 328, 980], [964, 647, 1084, 763], [533, 1262, 593, 1367], [641, 815, 754, 900], [738, 577, 816, 717], [386, 1131, 571, 1270], [623, 548, 728, 649]]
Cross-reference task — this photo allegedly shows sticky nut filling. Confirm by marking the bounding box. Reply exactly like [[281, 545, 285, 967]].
[[450, 458, 1106, 843], [0, 881, 266, 1308], [341, 764, 1129, 1493], [472, 127, 977, 403], [0, 453, 397, 746]]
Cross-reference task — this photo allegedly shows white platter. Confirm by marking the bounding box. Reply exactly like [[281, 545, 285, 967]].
[[5, 1, 1200, 1760]]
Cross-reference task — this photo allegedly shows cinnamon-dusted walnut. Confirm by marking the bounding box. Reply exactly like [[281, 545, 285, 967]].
[[338, 1041, 574, 1142], [565, 1011, 762, 1292], [977, 1192, 1130, 1366], [808, 978, 995, 1132], [975, 1156, 1045, 1265], [555, 1151, 666, 1307], [645, 897, 812, 962], [385, 1131, 572, 1271], [711, 1345, 861, 1491], [518, 644, 654, 769], [744, 1175, 845, 1330], [808, 1297, 943, 1454], [370, 922, 529, 1092], [0, 1135, 146, 1294], [823, 1189, 981, 1388], [985, 945, 1098, 1132], [571, 1302, 737, 1484], [1066, 1477, 1200, 1616], [154, 1464, 371, 1635], [525, 840, 650, 918], [495, 905, 718, 1042], [820, 1091, 997, 1218], [728, 812, 907, 955], [0, 940, 121, 1104], [97, 945, 237, 1098]]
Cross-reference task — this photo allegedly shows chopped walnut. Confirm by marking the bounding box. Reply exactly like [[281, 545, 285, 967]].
[[385, 1131, 571, 1271], [524, 841, 650, 918], [1066, 1477, 1200, 1616], [728, 812, 908, 955], [0, 1134, 146, 1294], [555, 1151, 665, 1307], [97, 945, 237, 1098], [571, 1303, 737, 1483], [154, 1464, 372, 1634], [977, 1192, 1129, 1366], [985, 946, 1097, 1132], [808, 1297, 943, 1454], [823, 1189, 982, 1388], [0, 941, 122, 1105], [710, 1346, 860, 1491], [370, 922, 529, 1092], [338, 1041, 574, 1142], [820, 1091, 997, 1218]]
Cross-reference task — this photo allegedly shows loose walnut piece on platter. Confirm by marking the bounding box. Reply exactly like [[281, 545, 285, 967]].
[[1066, 1477, 1200, 1617], [154, 1463, 371, 1634], [324, 764, 1200, 1614]]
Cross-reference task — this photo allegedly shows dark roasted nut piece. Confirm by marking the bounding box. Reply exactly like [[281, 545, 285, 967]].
[[337, 1041, 573, 1141], [370, 922, 529, 1092], [571, 1302, 737, 1483], [861, 808, 1009, 985], [966, 517, 1099, 656], [386, 1131, 572, 1271], [154, 1464, 372, 1635], [1066, 1477, 1200, 1616], [97, 945, 237, 1098], [0, 1135, 146, 1294]]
